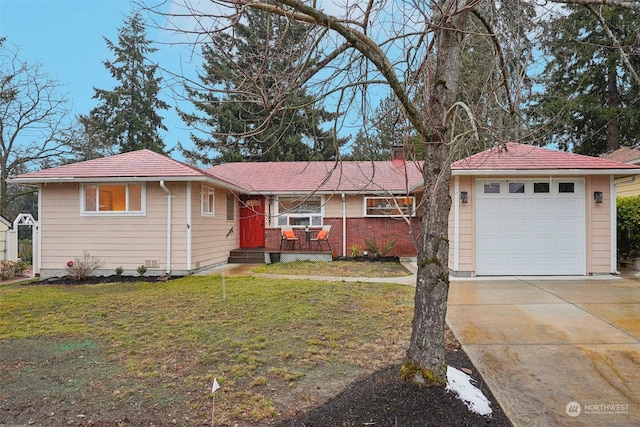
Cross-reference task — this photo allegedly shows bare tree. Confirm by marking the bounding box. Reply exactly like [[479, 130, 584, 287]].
[[0, 41, 73, 217], [141, 0, 638, 386]]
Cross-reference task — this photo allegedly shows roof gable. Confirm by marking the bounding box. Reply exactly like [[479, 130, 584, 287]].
[[452, 142, 640, 172], [11, 150, 212, 182]]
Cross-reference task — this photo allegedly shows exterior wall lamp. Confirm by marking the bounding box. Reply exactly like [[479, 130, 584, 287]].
[[460, 191, 469, 204], [594, 191, 603, 204]]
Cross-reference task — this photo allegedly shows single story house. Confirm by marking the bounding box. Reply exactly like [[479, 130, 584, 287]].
[[9, 149, 423, 278], [447, 142, 640, 276], [601, 146, 640, 197], [9, 142, 640, 278]]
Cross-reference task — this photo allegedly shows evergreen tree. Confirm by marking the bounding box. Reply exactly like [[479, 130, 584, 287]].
[[179, 7, 345, 165], [79, 12, 168, 154], [528, 6, 640, 155]]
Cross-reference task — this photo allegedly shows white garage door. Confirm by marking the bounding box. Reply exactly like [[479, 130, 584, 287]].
[[475, 179, 586, 276]]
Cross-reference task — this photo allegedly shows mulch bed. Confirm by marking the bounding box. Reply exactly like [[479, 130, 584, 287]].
[[38, 275, 183, 285], [276, 346, 512, 426]]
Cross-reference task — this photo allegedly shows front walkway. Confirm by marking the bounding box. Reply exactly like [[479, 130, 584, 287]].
[[447, 276, 640, 426]]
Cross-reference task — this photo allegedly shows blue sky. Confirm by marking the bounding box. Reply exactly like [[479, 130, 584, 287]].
[[0, 0, 195, 158]]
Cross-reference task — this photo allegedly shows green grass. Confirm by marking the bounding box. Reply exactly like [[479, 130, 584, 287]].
[[252, 260, 412, 277], [0, 274, 415, 426]]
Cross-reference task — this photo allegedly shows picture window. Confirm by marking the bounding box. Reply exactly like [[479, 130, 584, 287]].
[[82, 183, 144, 215]]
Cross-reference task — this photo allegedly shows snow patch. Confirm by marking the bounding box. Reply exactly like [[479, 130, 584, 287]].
[[446, 366, 492, 416]]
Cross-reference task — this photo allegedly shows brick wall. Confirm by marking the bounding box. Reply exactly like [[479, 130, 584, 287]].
[[265, 217, 420, 257]]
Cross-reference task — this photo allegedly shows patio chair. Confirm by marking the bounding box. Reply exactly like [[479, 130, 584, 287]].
[[279, 225, 299, 250], [310, 225, 332, 251]]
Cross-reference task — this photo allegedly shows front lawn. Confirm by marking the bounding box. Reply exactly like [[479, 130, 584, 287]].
[[0, 275, 415, 426], [253, 260, 413, 277]]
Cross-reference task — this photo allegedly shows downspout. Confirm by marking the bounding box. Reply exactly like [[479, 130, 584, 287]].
[[37, 184, 42, 275], [342, 193, 347, 257], [453, 176, 460, 272], [160, 181, 172, 275], [186, 182, 192, 271]]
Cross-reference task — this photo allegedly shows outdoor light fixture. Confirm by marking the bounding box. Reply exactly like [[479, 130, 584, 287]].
[[460, 191, 469, 204], [594, 191, 603, 204]]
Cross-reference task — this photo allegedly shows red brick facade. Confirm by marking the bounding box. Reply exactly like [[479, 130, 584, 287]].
[[265, 217, 420, 257]]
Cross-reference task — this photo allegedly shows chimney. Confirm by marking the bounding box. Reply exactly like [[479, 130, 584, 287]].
[[392, 145, 405, 166]]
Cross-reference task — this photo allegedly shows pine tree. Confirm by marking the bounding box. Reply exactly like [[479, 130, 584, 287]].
[[179, 8, 345, 165], [79, 12, 169, 154], [529, 6, 640, 155]]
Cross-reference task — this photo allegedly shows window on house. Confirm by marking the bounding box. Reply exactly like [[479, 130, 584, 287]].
[[202, 186, 215, 216], [226, 192, 235, 221], [508, 183, 525, 193], [364, 197, 415, 217], [82, 183, 144, 215], [277, 196, 323, 227], [534, 182, 550, 193], [484, 183, 501, 194], [559, 182, 575, 193]]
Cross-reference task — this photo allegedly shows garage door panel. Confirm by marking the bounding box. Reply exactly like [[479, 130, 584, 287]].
[[479, 217, 505, 234], [476, 179, 585, 276], [479, 236, 506, 252], [505, 218, 530, 233], [477, 199, 504, 216]]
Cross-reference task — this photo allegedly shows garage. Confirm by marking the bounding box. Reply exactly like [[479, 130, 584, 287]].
[[475, 178, 586, 276]]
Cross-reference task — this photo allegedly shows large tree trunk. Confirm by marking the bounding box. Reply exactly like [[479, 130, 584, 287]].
[[402, 142, 452, 385], [401, 1, 469, 386]]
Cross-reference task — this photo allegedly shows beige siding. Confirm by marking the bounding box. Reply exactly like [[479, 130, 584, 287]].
[[40, 182, 187, 275], [39, 181, 238, 278], [449, 176, 474, 275], [190, 184, 239, 269], [586, 176, 613, 273]]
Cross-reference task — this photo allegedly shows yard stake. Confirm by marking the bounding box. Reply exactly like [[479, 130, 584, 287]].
[[211, 377, 220, 426], [222, 273, 227, 301]]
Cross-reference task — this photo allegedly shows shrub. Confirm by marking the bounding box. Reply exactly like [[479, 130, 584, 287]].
[[115, 266, 124, 277], [364, 237, 397, 257], [617, 195, 640, 259], [137, 265, 147, 276], [350, 245, 362, 257], [0, 261, 16, 280], [65, 252, 103, 281], [14, 260, 28, 276]]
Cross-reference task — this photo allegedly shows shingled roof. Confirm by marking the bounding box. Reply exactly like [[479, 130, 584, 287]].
[[601, 146, 640, 164], [452, 142, 640, 174], [10, 150, 225, 184], [206, 161, 424, 194]]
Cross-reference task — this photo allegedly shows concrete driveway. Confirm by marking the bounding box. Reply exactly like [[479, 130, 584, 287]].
[[447, 275, 640, 427]]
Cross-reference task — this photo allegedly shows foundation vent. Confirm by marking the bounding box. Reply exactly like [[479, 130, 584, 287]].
[[144, 259, 159, 268]]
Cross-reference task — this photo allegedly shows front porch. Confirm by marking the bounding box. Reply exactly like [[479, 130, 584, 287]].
[[228, 248, 333, 264]]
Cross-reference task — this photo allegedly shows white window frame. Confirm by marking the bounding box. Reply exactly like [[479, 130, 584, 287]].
[[201, 185, 215, 217], [276, 195, 324, 227], [364, 196, 416, 217], [81, 183, 146, 216]]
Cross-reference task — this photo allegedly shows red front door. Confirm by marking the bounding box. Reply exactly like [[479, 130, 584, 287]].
[[239, 196, 266, 248]]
